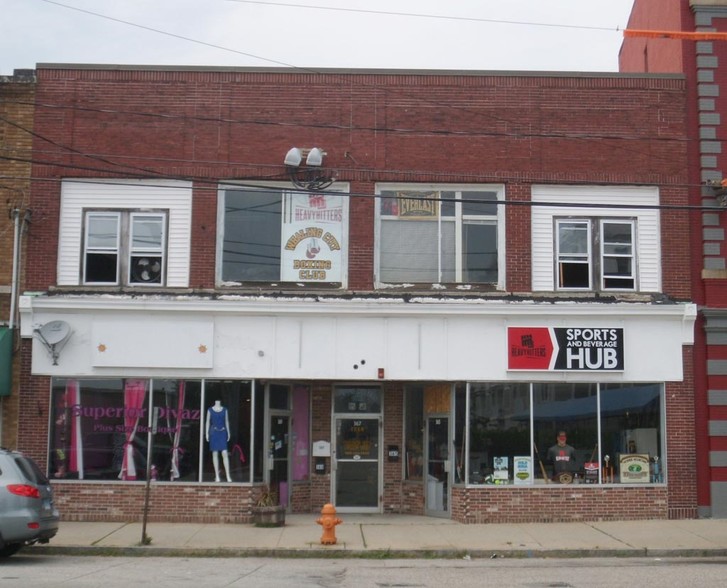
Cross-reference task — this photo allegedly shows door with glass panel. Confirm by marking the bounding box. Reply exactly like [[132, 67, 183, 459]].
[[332, 386, 382, 513], [425, 415, 450, 516], [268, 415, 290, 508], [267, 384, 291, 509], [334, 417, 381, 511]]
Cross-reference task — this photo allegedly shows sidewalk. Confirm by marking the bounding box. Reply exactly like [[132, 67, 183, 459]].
[[30, 515, 727, 559]]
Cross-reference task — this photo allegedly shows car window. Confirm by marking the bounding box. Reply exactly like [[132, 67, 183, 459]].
[[14, 456, 49, 484]]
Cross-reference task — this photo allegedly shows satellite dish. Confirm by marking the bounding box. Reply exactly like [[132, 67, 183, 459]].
[[38, 321, 71, 345], [131, 257, 162, 283], [34, 320, 72, 365]]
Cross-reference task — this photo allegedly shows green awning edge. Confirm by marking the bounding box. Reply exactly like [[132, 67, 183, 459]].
[[0, 327, 13, 397]]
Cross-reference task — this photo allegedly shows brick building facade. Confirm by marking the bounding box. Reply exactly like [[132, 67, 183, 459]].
[[17, 64, 696, 523], [0, 69, 35, 447], [621, 0, 727, 518]]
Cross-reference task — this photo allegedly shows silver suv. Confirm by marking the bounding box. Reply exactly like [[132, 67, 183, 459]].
[[0, 448, 60, 557]]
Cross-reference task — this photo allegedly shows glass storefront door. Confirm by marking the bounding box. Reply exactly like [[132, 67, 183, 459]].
[[268, 414, 289, 507], [333, 417, 381, 511], [426, 415, 450, 516]]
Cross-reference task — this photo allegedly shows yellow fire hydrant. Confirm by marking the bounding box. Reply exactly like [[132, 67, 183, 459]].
[[316, 503, 342, 545]]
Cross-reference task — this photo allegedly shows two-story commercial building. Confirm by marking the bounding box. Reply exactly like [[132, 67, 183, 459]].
[[17, 64, 697, 523]]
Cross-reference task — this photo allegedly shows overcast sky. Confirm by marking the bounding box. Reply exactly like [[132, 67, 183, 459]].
[[2, 0, 635, 74]]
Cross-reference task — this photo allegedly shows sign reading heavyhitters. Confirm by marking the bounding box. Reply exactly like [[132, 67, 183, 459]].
[[507, 327, 624, 371], [281, 192, 344, 282]]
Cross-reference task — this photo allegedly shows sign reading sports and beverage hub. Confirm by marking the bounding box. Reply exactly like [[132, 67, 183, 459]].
[[507, 327, 624, 371]]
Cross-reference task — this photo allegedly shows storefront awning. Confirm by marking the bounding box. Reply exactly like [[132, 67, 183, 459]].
[[0, 327, 12, 396]]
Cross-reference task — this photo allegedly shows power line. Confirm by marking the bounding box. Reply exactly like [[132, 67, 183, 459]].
[[29, 1, 653, 165], [223, 0, 623, 33], [0, 114, 168, 179], [36, 0, 310, 70], [3, 98, 691, 145], [0, 146, 692, 191], [0, 160, 712, 212]]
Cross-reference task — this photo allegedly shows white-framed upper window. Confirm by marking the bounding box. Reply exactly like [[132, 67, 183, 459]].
[[376, 184, 505, 287], [556, 218, 636, 291], [532, 185, 660, 293], [58, 179, 192, 288], [83, 210, 167, 286]]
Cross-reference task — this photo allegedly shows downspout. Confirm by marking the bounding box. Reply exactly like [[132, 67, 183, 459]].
[[4, 207, 30, 444], [9, 208, 22, 330]]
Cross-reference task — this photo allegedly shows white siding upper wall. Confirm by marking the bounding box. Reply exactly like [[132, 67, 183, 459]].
[[58, 180, 193, 287], [531, 185, 661, 292]]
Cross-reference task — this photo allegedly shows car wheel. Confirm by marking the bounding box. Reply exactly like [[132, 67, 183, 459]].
[[0, 543, 23, 557]]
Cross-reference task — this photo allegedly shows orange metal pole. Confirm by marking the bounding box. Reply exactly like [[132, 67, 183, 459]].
[[624, 29, 727, 41]]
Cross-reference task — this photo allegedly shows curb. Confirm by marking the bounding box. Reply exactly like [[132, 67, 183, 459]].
[[29, 545, 727, 559]]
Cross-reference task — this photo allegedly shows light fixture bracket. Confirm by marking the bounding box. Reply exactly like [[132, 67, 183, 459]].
[[284, 147, 335, 191]]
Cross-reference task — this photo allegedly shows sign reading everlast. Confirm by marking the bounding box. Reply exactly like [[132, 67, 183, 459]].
[[507, 327, 624, 371]]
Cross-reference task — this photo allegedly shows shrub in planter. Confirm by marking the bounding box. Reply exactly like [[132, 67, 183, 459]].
[[252, 485, 286, 527]]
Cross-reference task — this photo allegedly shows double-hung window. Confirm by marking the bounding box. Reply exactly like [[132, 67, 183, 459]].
[[556, 218, 635, 291], [83, 211, 166, 286], [377, 186, 504, 287]]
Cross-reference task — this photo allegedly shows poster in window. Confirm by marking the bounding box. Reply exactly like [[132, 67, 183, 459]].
[[395, 191, 439, 219], [281, 192, 344, 282], [513, 456, 533, 485], [493, 456, 509, 481], [619, 454, 650, 484]]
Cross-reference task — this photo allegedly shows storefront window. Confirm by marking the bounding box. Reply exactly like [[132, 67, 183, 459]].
[[50, 377, 262, 483], [51, 378, 125, 480], [151, 379, 201, 482], [469, 383, 530, 485], [404, 386, 424, 480], [203, 380, 252, 483], [458, 381, 665, 486], [533, 383, 598, 483], [600, 383, 663, 483]]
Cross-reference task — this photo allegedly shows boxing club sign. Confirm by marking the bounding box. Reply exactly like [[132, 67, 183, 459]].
[[507, 327, 624, 371]]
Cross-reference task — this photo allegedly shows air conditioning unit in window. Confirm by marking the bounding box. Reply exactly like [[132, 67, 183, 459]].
[[130, 257, 162, 284]]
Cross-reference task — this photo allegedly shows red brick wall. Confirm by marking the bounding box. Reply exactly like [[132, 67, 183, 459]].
[[52, 482, 259, 523], [0, 74, 35, 448], [29, 67, 688, 294], [348, 181, 375, 291], [452, 485, 669, 523], [666, 348, 698, 518], [309, 383, 332, 510], [619, 0, 688, 73], [505, 183, 531, 292], [382, 383, 405, 513], [16, 341, 50, 466]]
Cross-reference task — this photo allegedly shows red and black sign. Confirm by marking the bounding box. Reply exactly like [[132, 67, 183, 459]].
[[507, 327, 624, 371]]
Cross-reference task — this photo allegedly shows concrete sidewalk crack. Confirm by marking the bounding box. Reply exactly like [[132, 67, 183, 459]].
[[90, 522, 131, 546], [359, 524, 367, 548], [587, 523, 639, 550]]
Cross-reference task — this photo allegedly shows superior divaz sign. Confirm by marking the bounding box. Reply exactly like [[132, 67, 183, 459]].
[[507, 327, 624, 371]]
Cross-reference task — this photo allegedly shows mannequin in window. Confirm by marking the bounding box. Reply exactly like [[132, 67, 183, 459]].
[[546, 430, 577, 483], [206, 400, 232, 482]]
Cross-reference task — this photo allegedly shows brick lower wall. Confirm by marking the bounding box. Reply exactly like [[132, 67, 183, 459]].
[[451, 485, 669, 523], [52, 482, 258, 523]]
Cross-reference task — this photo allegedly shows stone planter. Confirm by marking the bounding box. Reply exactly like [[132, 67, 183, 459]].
[[252, 505, 286, 527]]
